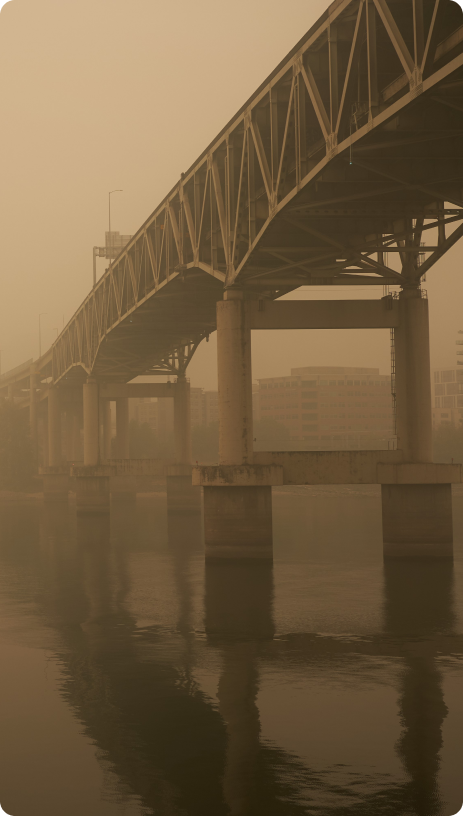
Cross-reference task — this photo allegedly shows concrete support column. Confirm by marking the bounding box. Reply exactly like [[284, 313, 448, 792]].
[[74, 467, 111, 515], [29, 365, 38, 467], [115, 398, 130, 459], [203, 291, 273, 560], [382, 289, 452, 558], [217, 290, 253, 465], [382, 483, 453, 558], [48, 387, 62, 467], [43, 386, 68, 503], [63, 410, 74, 463], [83, 379, 100, 466], [395, 290, 433, 462], [174, 376, 192, 465], [71, 411, 82, 462], [102, 400, 112, 461], [41, 415, 49, 468], [167, 379, 200, 513]]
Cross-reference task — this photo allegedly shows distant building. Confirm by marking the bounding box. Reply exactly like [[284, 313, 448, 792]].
[[255, 366, 394, 449], [204, 391, 219, 425], [129, 387, 219, 433], [190, 387, 206, 427], [432, 367, 463, 428], [134, 399, 158, 431]]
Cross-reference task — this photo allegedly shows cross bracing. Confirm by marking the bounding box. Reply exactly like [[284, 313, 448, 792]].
[[10, 0, 463, 387]]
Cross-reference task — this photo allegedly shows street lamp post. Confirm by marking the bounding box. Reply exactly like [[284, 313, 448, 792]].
[[39, 313, 47, 359], [109, 189, 123, 269]]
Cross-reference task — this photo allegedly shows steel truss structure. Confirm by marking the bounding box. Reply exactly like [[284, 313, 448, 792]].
[[9, 0, 463, 387]]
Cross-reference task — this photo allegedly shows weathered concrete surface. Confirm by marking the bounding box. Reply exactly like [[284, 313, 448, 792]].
[[245, 298, 400, 330], [395, 292, 433, 462], [193, 464, 283, 487], [167, 465, 201, 514], [108, 459, 169, 477], [377, 462, 462, 485], [382, 484, 453, 558], [204, 486, 273, 561], [72, 465, 116, 478], [217, 292, 254, 465], [72, 464, 114, 514], [253, 450, 403, 485], [173, 378, 192, 465]]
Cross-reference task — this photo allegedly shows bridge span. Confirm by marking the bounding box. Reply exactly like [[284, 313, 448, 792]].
[[1, 0, 463, 559]]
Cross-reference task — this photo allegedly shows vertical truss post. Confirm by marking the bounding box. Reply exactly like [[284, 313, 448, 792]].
[[329, 23, 339, 133], [270, 86, 279, 195], [367, 0, 379, 112], [413, 0, 425, 68]]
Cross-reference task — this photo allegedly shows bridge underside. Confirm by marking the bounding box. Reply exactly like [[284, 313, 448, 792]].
[[42, 0, 463, 386]]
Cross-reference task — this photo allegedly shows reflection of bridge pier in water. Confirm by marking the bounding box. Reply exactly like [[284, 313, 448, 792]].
[[1, 500, 461, 814], [205, 562, 274, 815], [383, 560, 456, 816]]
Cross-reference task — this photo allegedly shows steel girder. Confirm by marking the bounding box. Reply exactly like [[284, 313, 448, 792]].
[[45, 0, 463, 385]]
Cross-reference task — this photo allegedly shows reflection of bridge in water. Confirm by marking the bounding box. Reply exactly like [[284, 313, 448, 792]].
[[0, 502, 458, 815], [2, 0, 463, 558]]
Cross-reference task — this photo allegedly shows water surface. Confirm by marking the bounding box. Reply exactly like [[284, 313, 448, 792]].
[[0, 486, 462, 815]]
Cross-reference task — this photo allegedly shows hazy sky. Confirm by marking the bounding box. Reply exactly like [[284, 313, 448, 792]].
[[0, 0, 462, 390]]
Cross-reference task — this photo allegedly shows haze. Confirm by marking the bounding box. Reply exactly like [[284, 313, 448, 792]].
[[0, 0, 461, 389]]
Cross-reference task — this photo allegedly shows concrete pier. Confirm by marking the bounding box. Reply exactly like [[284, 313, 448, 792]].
[[203, 486, 273, 560], [83, 379, 99, 466], [382, 483, 453, 558], [204, 291, 273, 560], [166, 464, 201, 514], [395, 291, 433, 463], [382, 290, 452, 558], [73, 466, 112, 515], [102, 400, 112, 462], [47, 387, 62, 468], [29, 364, 38, 465], [115, 398, 130, 459]]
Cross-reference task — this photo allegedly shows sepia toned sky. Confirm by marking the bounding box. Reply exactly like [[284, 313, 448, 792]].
[[0, 0, 462, 390]]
